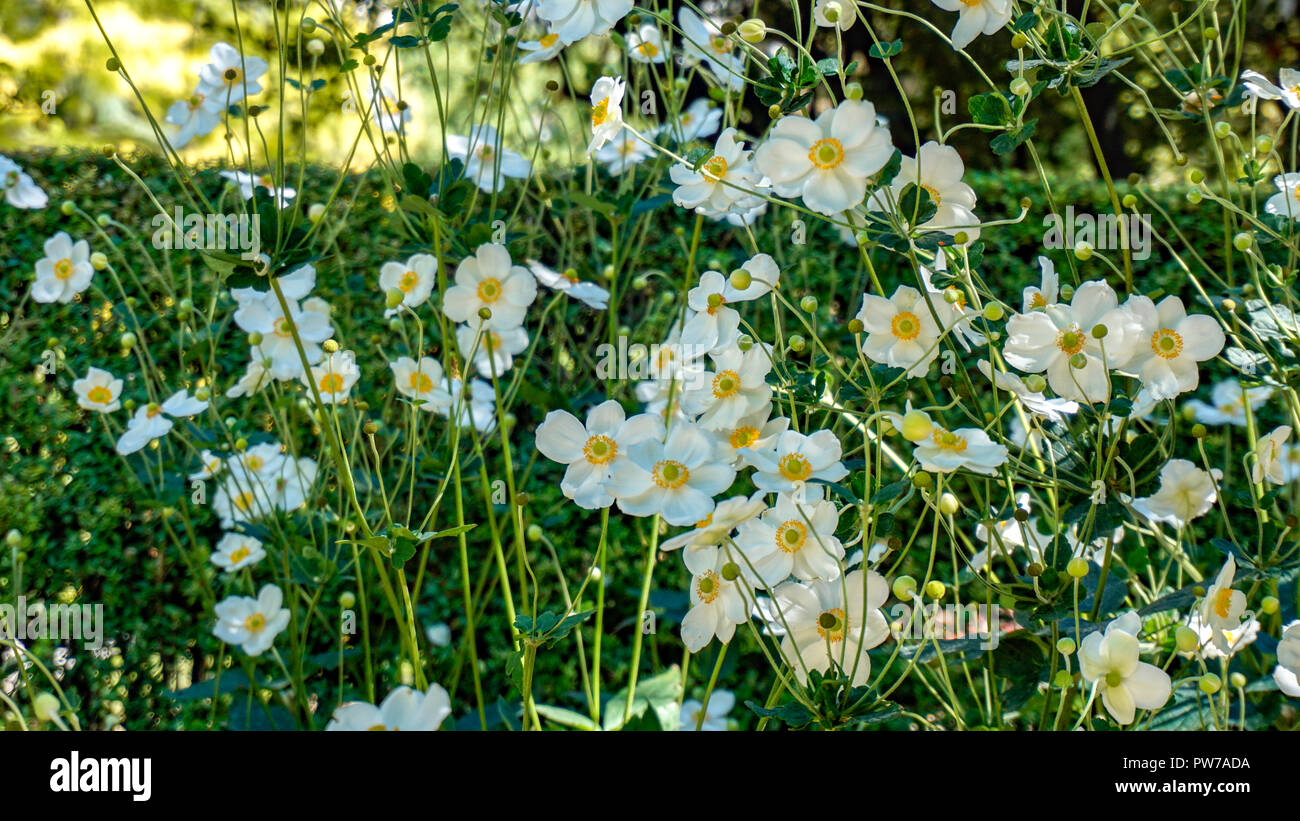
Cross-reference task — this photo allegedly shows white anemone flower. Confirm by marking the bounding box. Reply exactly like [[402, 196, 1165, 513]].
[[535, 401, 665, 510], [527, 260, 609, 309], [457, 323, 529, 378], [227, 355, 273, 398], [32, 232, 93, 304], [1185, 379, 1273, 426], [605, 423, 736, 525], [682, 345, 774, 431], [1264, 172, 1300, 221], [682, 254, 781, 352], [212, 584, 291, 657], [391, 356, 454, 413], [1, 155, 48, 209], [930, 0, 1013, 51], [665, 99, 723, 144], [889, 405, 1007, 476], [754, 99, 894, 216], [774, 570, 890, 686], [211, 532, 266, 572], [73, 367, 123, 413], [196, 42, 268, 105], [868, 141, 979, 240], [734, 493, 844, 585], [1180, 611, 1259, 660], [1253, 425, 1293, 485], [304, 349, 360, 404], [1200, 555, 1249, 656], [742, 429, 849, 494], [1122, 295, 1225, 400], [1240, 68, 1300, 109], [594, 130, 655, 176], [677, 9, 745, 92], [1130, 458, 1221, 527], [219, 170, 296, 207], [379, 253, 438, 317], [518, 31, 565, 63], [680, 551, 752, 652], [1002, 280, 1140, 404], [442, 243, 538, 330], [813, 0, 855, 30], [856, 285, 944, 378], [679, 691, 733, 731], [718, 407, 789, 466], [670, 127, 769, 219], [536, 0, 633, 45], [662, 494, 767, 573], [1277, 620, 1300, 678], [326, 683, 452, 731], [627, 23, 666, 63], [116, 390, 210, 455], [165, 89, 223, 148], [588, 76, 626, 153], [1023, 256, 1060, 311], [1079, 611, 1172, 726], [977, 360, 1078, 422], [446, 125, 531, 193]]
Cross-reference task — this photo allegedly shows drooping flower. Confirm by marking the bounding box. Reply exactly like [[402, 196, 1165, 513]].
[[588, 76, 626, 153], [442, 243, 538, 330], [379, 253, 438, 317], [626, 22, 666, 63], [212, 584, 291, 657], [813, 0, 855, 30], [1264, 172, 1300, 221], [774, 570, 890, 686], [1240, 68, 1300, 110], [1252, 425, 1293, 485], [661, 494, 767, 573], [326, 683, 453, 731], [391, 356, 454, 414], [605, 422, 736, 525], [1130, 458, 1220, 527], [527, 260, 609, 309], [535, 401, 666, 510], [518, 31, 565, 63], [930, 0, 1013, 51], [31, 232, 94, 304], [976, 360, 1078, 422], [677, 9, 745, 92], [681, 254, 781, 353], [73, 367, 123, 413], [1022, 256, 1060, 311], [1078, 611, 1172, 726], [754, 99, 894, 216], [1276, 620, 1300, 697]]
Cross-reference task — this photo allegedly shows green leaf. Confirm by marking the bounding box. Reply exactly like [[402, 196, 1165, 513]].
[[534, 703, 599, 731], [868, 39, 902, 59]]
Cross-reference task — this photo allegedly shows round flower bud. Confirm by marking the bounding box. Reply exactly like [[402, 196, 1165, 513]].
[[1122, 193, 1138, 209], [96, 214, 110, 227], [1024, 374, 1047, 393], [728, 268, 752, 290], [363, 54, 376, 66], [1010, 77, 1030, 97], [631, 275, 648, 290], [1186, 189, 1203, 205], [1059, 284, 1074, 301], [982, 303, 1004, 321], [1187, 168, 1205, 185], [924, 580, 946, 600], [1232, 232, 1252, 252], [119, 332, 136, 349], [477, 306, 492, 320], [1174, 625, 1199, 652], [845, 82, 863, 101], [363, 421, 379, 436], [1261, 595, 1280, 615], [194, 386, 211, 402], [1056, 637, 1076, 656], [322, 339, 339, 354], [800, 295, 818, 313], [247, 331, 263, 346], [339, 591, 356, 609], [308, 203, 326, 222], [911, 471, 932, 489], [5, 530, 21, 547], [953, 230, 970, 245], [768, 104, 782, 119], [938, 493, 960, 516], [1073, 241, 1093, 261], [105, 57, 121, 72], [307, 38, 325, 57], [386, 288, 405, 309], [33, 692, 61, 723], [721, 562, 740, 581], [1010, 33, 1028, 49], [1066, 557, 1090, 579], [901, 409, 933, 442], [1091, 323, 1107, 339], [90, 252, 108, 271], [737, 333, 753, 351], [588, 566, 602, 582], [1229, 672, 1247, 689], [234, 437, 248, 451], [787, 334, 806, 353], [1198, 673, 1222, 695], [1213, 120, 1231, 140], [1191, 423, 1207, 439], [60, 200, 76, 216], [943, 287, 963, 305], [1202, 27, 1218, 40], [847, 318, 864, 334], [1255, 135, 1275, 155], [892, 575, 917, 600], [526, 524, 543, 542], [1027, 562, 1044, 577], [737, 19, 766, 43]]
